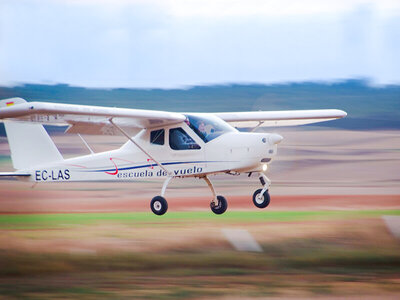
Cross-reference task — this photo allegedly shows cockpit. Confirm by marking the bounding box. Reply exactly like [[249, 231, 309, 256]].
[[148, 114, 237, 151], [184, 114, 237, 143]]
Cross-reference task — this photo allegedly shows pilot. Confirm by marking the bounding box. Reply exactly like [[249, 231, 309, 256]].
[[198, 121, 207, 135]]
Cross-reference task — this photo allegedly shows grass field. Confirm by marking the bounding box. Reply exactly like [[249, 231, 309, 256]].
[[0, 209, 400, 228], [0, 209, 400, 299]]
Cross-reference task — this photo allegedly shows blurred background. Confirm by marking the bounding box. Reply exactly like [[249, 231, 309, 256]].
[[0, 0, 399, 299]]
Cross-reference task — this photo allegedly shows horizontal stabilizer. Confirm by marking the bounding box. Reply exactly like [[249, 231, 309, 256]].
[[0, 172, 31, 177]]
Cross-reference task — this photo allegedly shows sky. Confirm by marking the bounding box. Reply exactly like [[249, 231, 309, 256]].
[[0, 0, 400, 88]]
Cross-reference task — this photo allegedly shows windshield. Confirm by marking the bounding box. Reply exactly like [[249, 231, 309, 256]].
[[184, 114, 237, 143]]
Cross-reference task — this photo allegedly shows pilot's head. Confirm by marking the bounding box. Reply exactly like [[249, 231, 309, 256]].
[[199, 122, 206, 133]]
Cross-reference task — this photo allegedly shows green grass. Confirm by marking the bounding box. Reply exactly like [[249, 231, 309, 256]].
[[0, 210, 399, 229]]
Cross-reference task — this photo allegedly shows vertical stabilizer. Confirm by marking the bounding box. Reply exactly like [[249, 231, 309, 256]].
[[1, 98, 63, 170]]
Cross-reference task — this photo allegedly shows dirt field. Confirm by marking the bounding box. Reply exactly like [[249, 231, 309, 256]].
[[0, 186, 399, 213]]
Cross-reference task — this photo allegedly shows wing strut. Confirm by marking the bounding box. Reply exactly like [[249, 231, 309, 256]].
[[250, 121, 265, 132], [109, 118, 171, 175], [77, 134, 95, 154]]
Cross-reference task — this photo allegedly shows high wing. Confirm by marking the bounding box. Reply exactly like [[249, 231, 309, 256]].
[[0, 98, 346, 135], [0, 98, 186, 135], [214, 109, 347, 128]]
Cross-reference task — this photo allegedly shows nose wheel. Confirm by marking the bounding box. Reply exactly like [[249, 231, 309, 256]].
[[253, 189, 270, 208]]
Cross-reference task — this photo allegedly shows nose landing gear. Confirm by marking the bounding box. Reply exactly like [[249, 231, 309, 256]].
[[253, 173, 271, 209]]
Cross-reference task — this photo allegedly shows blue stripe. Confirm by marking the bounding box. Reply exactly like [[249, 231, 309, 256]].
[[81, 160, 215, 173]]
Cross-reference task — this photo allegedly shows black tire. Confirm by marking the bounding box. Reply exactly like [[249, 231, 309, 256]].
[[252, 189, 270, 208], [210, 195, 228, 215], [151, 196, 168, 215]]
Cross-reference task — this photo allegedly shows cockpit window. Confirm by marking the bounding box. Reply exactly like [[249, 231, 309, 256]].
[[150, 129, 164, 145], [169, 128, 201, 150], [184, 114, 236, 143]]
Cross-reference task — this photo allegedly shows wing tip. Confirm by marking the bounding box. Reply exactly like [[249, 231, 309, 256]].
[[337, 109, 347, 118]]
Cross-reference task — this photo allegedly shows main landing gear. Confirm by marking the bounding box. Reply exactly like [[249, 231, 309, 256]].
[[150, 175, 228, 215], [203, 176, 227, 215], [150, 176, 172, 216], [150, 173, 271, 215], [252, 173, 271, 209]]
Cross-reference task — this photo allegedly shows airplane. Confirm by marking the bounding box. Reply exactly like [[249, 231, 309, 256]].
[[0, 97, 347, 215]]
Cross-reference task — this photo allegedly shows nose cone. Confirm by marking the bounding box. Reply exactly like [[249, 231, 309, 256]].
[[268, 133, 283, 145]]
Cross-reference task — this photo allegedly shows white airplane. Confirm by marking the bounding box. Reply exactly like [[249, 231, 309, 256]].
[[0, 97, 346, 215]]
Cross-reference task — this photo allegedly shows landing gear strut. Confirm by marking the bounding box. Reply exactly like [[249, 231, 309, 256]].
[[252, 173, 271, 209], [203, 176, 227, 215]]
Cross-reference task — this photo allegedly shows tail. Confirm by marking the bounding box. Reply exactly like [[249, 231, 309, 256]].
[[0, 98, 63, 170]]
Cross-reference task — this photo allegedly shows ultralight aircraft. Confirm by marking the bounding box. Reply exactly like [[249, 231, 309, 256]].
[[0, 98, 346, 215]]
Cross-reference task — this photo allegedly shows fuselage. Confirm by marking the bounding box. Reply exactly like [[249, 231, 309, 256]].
[[24, 114, 282, 182]]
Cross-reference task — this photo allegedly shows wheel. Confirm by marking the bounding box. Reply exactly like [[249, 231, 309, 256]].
[[210, 195, 228, 215], [151, 196, 168, 215], [252, 189, 270, 208]]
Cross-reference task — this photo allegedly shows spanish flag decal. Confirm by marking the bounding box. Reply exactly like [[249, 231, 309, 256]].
[[6, 101, 14, 106]]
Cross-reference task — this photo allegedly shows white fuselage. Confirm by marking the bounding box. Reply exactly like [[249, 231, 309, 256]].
[[26, 122, 280, 183]]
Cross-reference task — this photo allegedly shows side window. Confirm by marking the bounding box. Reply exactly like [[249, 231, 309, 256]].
[[169, 128, 201, 150], [150, 129, 164, 145]]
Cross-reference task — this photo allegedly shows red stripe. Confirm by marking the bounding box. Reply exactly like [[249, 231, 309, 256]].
[[105, 158, 118, 175]]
